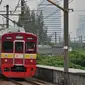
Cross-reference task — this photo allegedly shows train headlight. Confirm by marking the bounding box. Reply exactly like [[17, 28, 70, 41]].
[[6, 37, 12, 39], [30, 60, 33, 62], [5, 59, 7, 62]]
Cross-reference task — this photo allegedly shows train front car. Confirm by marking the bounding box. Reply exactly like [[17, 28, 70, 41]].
[[1, 32, 37, 78]]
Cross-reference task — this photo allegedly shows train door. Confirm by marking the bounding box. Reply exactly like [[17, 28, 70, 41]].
[[13, 40, 25, 65]]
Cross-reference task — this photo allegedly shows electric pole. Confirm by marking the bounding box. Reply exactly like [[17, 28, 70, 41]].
[[6, 5, 9, 28], [21, 0, 24, 26], [55, 32, 57, 44], [63, 0, 69, 84], [21, 0, 24, 16], [47, 0, 69, 72], [47, 0, 69, 84], [59, 36, 61, 43], [80, 35, 82, 48], [64, 0, 69, 73]]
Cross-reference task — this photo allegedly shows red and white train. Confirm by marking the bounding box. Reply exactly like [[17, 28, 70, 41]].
[[0, 32, 37, 78]]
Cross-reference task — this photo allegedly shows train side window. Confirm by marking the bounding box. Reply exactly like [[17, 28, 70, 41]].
[[25, 42, 36, 53], [2, 41, 13, 53]]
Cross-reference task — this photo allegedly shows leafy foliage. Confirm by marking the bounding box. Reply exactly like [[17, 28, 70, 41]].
[[37, 55, 64, 67], [69, 50, 85, 67], [18, 7, 51, 44], [37, 50, 85, 70]]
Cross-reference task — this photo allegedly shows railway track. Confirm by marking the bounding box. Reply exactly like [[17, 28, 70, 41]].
[[0, 74, 23, 85], [0, 75, 56, 85], [10, 78, 56, 85], [25, 78, 56, 85]]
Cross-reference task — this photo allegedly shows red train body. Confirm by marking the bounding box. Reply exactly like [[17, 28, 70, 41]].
[[0, 32, 37, 78]]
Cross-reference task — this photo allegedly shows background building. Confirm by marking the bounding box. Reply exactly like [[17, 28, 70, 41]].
[[76, 15, 85, 42], [37, 0, 62, 43]]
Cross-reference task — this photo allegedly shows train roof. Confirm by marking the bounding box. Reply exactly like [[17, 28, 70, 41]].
[[0, 26, 25, 36], [2, 32, 37, 37], [0, 26, 37, 37]]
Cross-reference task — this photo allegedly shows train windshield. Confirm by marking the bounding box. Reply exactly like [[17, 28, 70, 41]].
[[15, 42, 23, 53], [25, 42, 36, 53], [3, 41, 13, 53]]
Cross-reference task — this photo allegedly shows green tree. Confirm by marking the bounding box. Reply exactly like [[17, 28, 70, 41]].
[[18, 6, 51, 45], [36, 11, 51, 44], [18, 6, 31, 30]]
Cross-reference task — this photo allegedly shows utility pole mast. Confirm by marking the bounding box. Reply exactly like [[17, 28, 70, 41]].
[[47, 0, 69, 72], [64, 0, 69, 72], [80, 35, 82, 48], [21, 0, 24, 26], [21, 0, 24, 16], [47, 0, 69, 84], [6, 5, 9, 28], [55, 32, 57, 44]]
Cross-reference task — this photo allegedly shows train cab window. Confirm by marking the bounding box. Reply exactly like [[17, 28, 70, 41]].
[[3, 41, 13, 53], [15, 42, 23, 53], [25, 42, 36, 53]]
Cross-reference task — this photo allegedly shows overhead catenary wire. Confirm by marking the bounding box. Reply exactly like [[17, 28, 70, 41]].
[[11, 0, 20, 15], [0, 14, 22, 27], [74, 10, 85, 12], [38, 0, 62, 10], [38, 0, 45, 6], [69, 0, 73, 3], [0, 0, 3, 5], [23, 0, 30, 12], [38, 0, 74, 21], [57, 0, 73, 3], [33, 0, 62, 11], [44, 10, 60, 19], [37, 0, 62, 20]]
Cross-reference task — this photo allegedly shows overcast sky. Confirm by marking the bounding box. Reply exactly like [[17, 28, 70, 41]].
[[0, 0, 40, 27], [0, 0, 40, 10], [0, 0, 85, 37], [69, 0, 85, 37]]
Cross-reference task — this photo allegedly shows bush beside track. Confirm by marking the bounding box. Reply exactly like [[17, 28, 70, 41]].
[[37, 50, 85, 70]]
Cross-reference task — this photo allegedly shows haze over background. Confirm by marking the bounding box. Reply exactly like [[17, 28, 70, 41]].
[[69, 0, 85, 37], [0, 0, 85, 37]]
